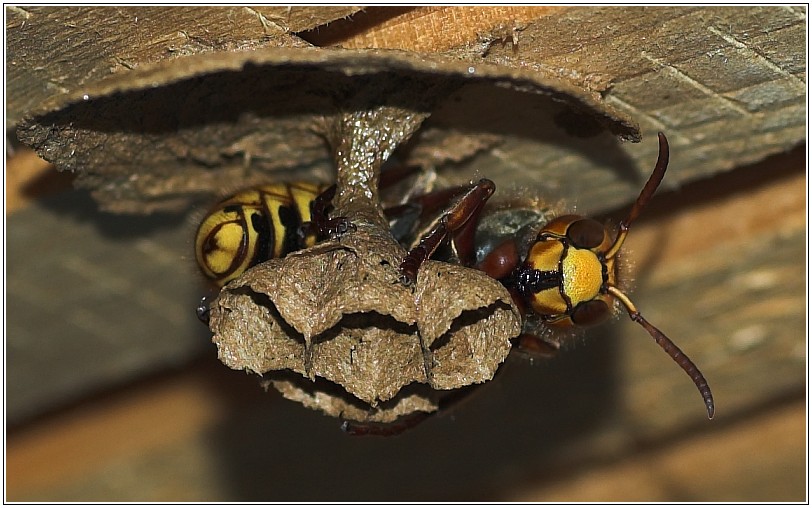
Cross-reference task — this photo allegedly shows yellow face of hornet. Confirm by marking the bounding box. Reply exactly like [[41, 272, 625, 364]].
[[194, 182, 323, 287], [523, 214, 617, 327]]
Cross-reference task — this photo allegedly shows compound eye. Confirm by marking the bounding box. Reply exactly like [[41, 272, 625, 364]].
[[571, 299, 611, 326], [567, 218, 606, 249]]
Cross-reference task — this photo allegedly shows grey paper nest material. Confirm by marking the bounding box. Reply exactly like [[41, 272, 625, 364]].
[[210, 227, 520, 423], [207, 104, 523, 423], [14, 42, 640, 424], [16, 46, 640, 214]]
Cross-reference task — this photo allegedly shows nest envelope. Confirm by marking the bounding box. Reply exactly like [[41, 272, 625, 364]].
[[17, 42, 639, 423]]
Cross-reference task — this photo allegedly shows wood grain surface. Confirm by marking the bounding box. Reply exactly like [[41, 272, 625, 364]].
[[6, 6, 807, 502]]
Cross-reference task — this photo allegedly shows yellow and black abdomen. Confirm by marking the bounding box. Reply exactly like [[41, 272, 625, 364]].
[[194, 182, 324, 287]]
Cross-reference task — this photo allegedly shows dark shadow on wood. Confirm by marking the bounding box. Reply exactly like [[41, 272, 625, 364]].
[[296, 7, 418, 47]]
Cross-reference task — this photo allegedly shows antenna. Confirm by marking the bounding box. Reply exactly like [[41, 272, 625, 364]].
[[606, 132, 714, 419]]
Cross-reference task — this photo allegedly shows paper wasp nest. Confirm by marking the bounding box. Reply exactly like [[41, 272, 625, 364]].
[[211, 237, 521, 423], [16, 29, 640, 423], [207, 106, 524, 423]]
